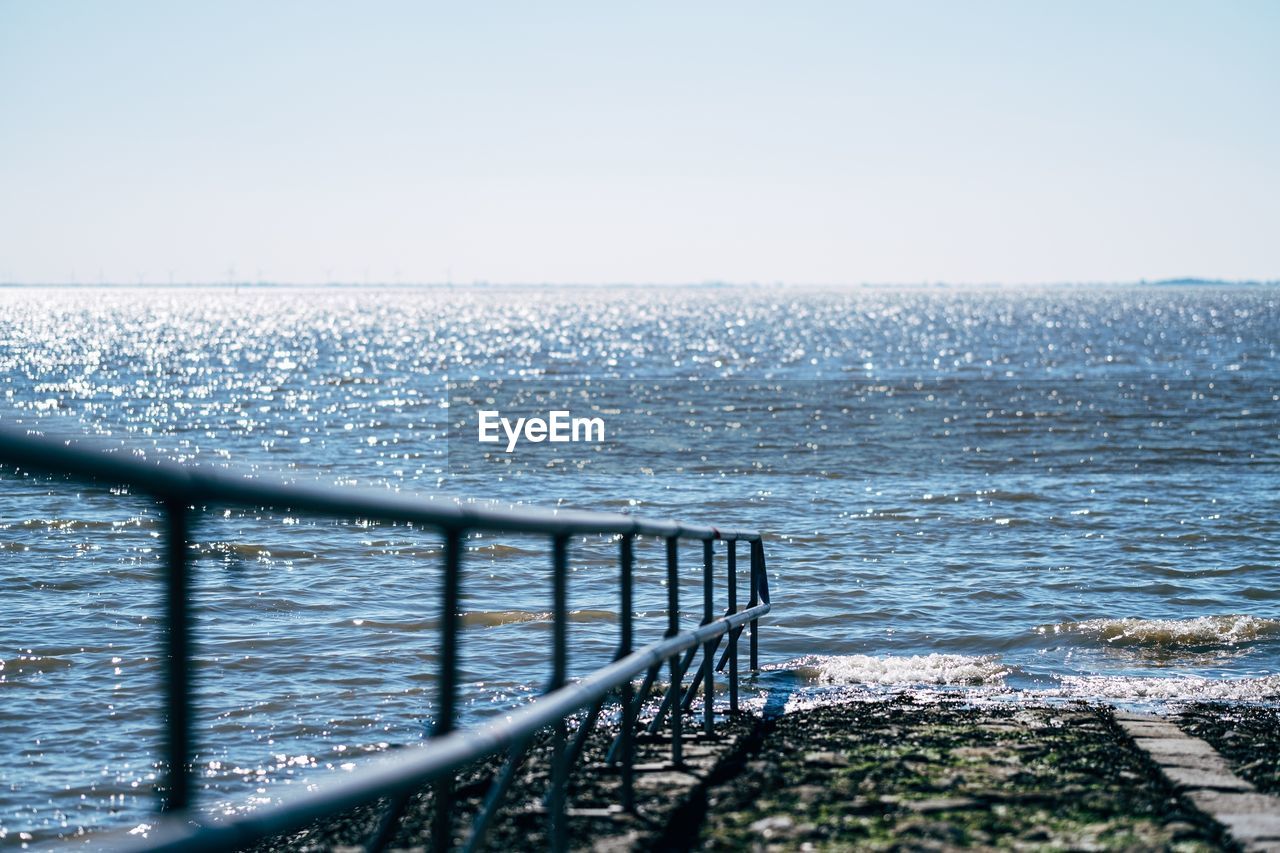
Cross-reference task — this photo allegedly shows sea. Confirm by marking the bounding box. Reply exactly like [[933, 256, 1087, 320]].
[[1, 283, 1276, 845]]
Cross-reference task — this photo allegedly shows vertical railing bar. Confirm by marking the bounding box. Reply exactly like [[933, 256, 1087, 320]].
[[430, 527, 464, 851], [161, 496, 193, 814], [563, 694, 608, 779], [462, 735, 534, 853], [366, 790, 414, 853], [664, 536, 682, 767], [619, 533, 635, 812], [631, 662, 661, 712], [679, 653, 707, 711], [749, 540, 761, 672], [680, 635, 726, 712], [564, 535, 638, 776], [606, 660, 659, 765], [548, 534, 569, 853], [757, 540, 771, 606], [714, 625, 743, 672], [630, 662, 661, 713], [702, 539, 714, 736], [648, 645, 698, 732], [727, 540, 739, 712]]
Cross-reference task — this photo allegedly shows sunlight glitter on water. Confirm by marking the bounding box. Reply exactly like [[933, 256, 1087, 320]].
[[0, 283, 1277, 841]]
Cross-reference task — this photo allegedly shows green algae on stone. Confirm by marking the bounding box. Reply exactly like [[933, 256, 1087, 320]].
[[699, 697, 1221, 851]]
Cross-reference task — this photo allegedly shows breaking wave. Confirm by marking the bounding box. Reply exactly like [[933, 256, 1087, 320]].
[[782, 653, 1010, 686], [1046, 674, 1280, 702], [1040, 615, 1280, 649]]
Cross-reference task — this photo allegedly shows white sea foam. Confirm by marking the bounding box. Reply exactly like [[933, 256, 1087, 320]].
[[773, 652, 1280, 703], [1046, 674, 1280, 702], [783, 653, 1010, 686], [1039, 615, 1280, 648]]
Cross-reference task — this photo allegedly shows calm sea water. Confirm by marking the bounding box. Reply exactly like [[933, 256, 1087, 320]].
[[1, 284, 1277, 844]]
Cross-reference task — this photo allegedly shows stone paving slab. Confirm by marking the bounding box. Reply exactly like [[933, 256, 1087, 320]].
[[1123, 720, 1190, 738], [1119, 714, 1280, 853], [1133, 736, 1226, 759], [1187, 791, 1280, 853], [1163, 765, 1257, 793]]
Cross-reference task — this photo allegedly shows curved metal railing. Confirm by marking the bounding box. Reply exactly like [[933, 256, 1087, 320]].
[[0, 426, 772, 852]]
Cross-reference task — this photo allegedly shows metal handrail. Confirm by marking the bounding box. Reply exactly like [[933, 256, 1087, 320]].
[[0, 426, 773, 852]]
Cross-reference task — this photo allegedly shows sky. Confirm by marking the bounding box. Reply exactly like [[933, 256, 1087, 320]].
[[1, 1, 1277, 286]]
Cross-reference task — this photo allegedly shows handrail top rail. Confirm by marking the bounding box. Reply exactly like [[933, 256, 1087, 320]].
[[0, 425, 761, 541]]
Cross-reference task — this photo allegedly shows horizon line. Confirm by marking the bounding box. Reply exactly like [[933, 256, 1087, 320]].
[[1, 277, 1277, 290]]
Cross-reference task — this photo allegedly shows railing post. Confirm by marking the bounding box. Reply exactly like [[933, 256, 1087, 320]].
[[749, 540, 761, 672], [431, 528, 463, 851], [665, 536, 682, 767], [727, 540, 739, 713], [619, 534, 635, 813], [160, 497, 193, 813], [702, 539, 714, 737], [548, 534, 569, 853]]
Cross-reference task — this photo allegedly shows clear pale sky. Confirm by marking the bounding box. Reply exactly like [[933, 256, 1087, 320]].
[[1, 1, 1277, 285]]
